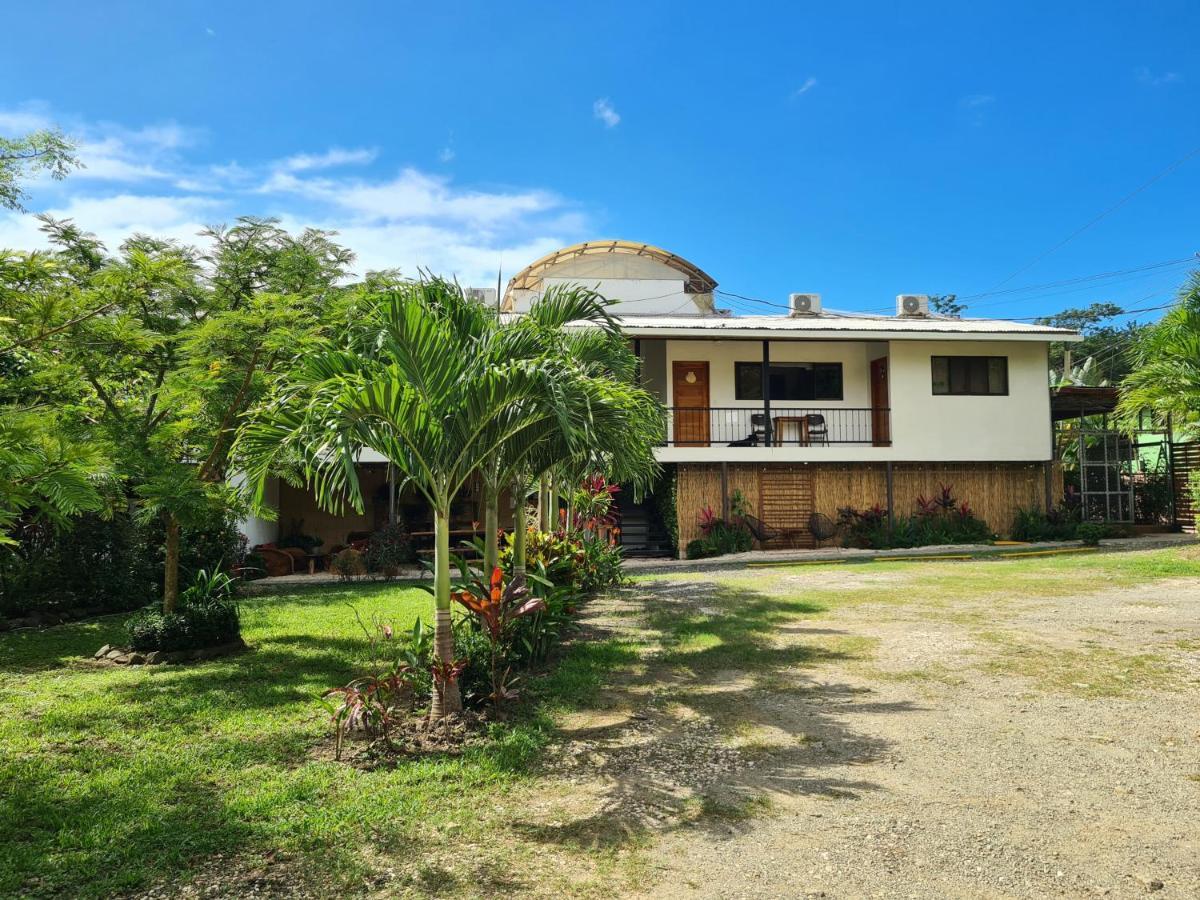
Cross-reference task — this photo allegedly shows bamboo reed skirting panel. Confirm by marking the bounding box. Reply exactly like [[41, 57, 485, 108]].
[[758, 466, 815, 548], [1172, 442, 1200, 531], [890, 463, 1048, 536], [674, 463, 762, 548], [675, 461, 1057, 548], [809, 464, 889, 520]]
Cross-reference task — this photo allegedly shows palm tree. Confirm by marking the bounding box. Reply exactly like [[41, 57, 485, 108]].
[[235, 277, 613, 717], [1118, 271, 1200, 435], [475, 285, 664, 577]]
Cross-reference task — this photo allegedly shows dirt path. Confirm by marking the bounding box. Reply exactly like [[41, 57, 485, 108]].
[[515, 556, 1200, 899]]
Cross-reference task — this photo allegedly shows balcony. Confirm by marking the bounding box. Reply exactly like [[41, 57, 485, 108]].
[[663, 406, 890, 447]]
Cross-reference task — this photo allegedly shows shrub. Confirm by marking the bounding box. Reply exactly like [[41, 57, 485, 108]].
[[330, 548, 367, 581], [365, 522, 415, 576], [1077, 522, 1106, 546], [452, 567, 547, 708], [686, 518, 753, 559], [1010, 503, 1081, 542], [499, 528, 623, 593], [125, 569, 240, 651], [1, 505, 241, 623], [840, 486, 993, 550]]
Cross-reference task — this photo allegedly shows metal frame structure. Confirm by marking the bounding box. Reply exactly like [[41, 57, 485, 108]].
[[1051, 387, 1174, 525]]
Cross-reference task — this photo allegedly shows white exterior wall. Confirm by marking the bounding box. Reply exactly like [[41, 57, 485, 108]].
[[888, 339, 1051, 461], [238, 476, 280, 545], [656, 337, 1052, 463]]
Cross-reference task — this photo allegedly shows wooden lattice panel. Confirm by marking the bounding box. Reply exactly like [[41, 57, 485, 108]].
[[758, 465, 815, 548]]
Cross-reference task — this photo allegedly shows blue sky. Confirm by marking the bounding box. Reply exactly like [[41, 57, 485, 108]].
[[2, 1, 1197, 323]]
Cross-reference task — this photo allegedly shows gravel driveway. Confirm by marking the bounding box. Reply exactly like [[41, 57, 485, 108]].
[[517, 549, 1200, 899]]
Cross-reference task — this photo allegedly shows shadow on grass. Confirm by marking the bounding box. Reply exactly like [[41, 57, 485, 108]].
[[512, 576, 918, 852]]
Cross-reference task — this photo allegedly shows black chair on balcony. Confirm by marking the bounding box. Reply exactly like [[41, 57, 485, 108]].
[[806, 413, 829, 445], [727, 412, 768, 447]]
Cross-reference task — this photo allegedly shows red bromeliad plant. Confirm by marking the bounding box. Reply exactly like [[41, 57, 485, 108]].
[[697, 504, 718, 536], [453, 567, 546, 707]]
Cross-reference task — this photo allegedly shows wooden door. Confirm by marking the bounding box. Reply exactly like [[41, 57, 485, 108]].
[[870, 357, 890, 446], [672, 361, 710, 446]]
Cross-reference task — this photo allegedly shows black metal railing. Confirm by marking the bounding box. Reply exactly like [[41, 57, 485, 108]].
[[663, 406, 890, 447]]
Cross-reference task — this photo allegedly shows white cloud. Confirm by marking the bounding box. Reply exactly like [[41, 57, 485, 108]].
[[275, 147, 377, 173], [205, 26, 216, 37], [1136, 66, 1180, 87], [792, 77, 818, 98], [959, 94, 995, 127], [439, 146, 455, 163], [593, 98, 620, 129], [0, 105, 587, 288], [0, 107, 54, 135]]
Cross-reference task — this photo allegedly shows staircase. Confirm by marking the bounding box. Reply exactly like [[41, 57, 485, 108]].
[[614, 494, 674, 558]]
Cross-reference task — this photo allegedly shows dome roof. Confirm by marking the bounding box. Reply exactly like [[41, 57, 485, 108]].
[[504, 240, 718, 301]]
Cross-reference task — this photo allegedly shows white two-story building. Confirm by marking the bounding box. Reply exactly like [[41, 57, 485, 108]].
[[246, 239, 1081, 563], [505, 241, 1081, 552]]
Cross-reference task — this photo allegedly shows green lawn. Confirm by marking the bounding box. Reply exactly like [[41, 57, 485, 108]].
[[3, 548, 1197, 897], [0, 581, 633, 898]]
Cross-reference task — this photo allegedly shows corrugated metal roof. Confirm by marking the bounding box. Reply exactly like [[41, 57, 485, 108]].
[[598, 312, 1081, 341]]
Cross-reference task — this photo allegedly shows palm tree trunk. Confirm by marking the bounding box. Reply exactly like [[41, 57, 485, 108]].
[[429, 506, 462, 718], [547, 476, 558, 531], [513, 478, 528, 585], [538, 475, 550, 531], [483, 481, 499, 576], [162, 514, 180, 614]]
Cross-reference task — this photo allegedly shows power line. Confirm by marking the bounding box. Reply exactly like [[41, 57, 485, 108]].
[[987, 142, 1200, 290], [956, 254, 1197, 302]]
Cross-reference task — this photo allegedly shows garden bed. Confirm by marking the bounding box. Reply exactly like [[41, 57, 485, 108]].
[[91, 638, 249, 666]]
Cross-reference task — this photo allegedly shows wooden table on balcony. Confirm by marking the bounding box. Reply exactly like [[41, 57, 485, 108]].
[[771, 416, 811, 447]]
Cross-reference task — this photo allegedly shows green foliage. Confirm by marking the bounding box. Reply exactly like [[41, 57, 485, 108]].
[[1118, 270, 1200, 433], [1077, 522, 1106, 546], [1190, 471, 1200, 515], [330, 548, 367, 581], [1037, 301, 1146, 385], [0, 128, 78, 211], [930, 294, 965, 317], [0, 507, 240, 622], [1010, 505, 1082, 542], [686, 519, 753, 559], [840, 486, 993, 549], [365, 521, 415, 574], [652, 464, 679, 555], [499, 528, 623, 593], [124, 569, 240, 651], [0, 214, 353, 610]]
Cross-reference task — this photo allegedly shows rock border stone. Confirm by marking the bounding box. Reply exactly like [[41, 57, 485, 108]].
[[91, 638, 248, 667]]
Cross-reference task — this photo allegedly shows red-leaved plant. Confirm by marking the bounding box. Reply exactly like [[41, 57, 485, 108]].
[[428, 658, 469, 723], [323, 667, 413, 759], [697, 504, 718, 536], [453, 567, 546, 708]]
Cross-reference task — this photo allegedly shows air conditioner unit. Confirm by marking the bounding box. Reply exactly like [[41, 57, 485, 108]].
[[788, 293, 822, 316], [896, 294, 929, 317], [464, 287, 498, 306]]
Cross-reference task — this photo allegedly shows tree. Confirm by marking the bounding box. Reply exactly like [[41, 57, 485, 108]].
[[0, 129, 79, 211], [0, 248, 109, 541], [1036, 302, 1145, 384], [473, 285, 663, 576], [1117, 271, 1200, 435], [235, 278, 654, 718], [1, 216, 350, 609], [930, 294, 965, 318]]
